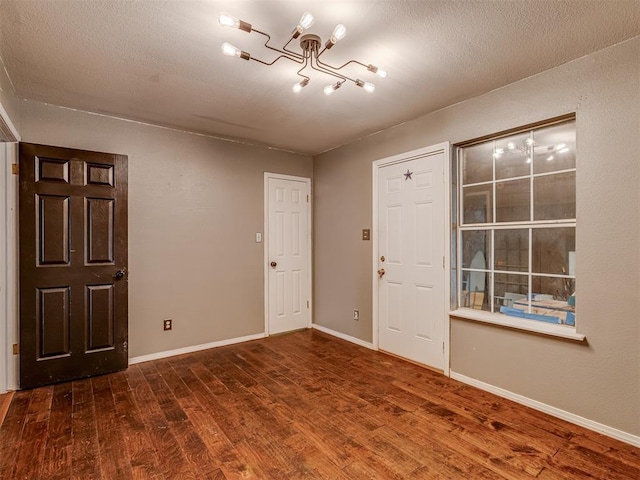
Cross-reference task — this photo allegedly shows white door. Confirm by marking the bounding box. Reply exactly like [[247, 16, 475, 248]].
[[376, 148, 446, 370], [265, 174, 311, 335]]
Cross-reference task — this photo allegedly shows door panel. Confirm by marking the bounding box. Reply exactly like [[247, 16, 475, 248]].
[[267, 176, 310, 335], [19, 143, 128, 389], [377, 151, 446, 370]]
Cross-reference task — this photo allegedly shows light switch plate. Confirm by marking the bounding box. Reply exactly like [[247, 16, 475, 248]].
[[256, 232, 262, 243]]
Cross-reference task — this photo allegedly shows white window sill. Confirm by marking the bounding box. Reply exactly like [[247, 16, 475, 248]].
[[449, 308, 586, 342]]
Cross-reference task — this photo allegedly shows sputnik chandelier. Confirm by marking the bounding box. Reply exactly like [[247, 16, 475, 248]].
[[219, 11, 387, 95]]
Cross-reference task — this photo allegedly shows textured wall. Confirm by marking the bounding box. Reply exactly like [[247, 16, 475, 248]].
[[19, 101, 312, 358], [313, 37, 640, 436]]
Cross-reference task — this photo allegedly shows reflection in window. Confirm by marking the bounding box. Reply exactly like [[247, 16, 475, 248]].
[[455, 117, 576, 327]]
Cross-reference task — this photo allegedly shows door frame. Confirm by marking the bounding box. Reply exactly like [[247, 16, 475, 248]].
[[1, 142, 19, 393], [372, 142, 451, 375], [263, 172, 312, 335]]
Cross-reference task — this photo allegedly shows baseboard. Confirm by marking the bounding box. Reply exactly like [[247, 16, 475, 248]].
[[129, 332, 267, 365], [450, 371, 640, 448], [311, 324, 376, 350]]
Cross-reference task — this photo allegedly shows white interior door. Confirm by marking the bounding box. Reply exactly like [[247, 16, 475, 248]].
[[376, 148, 447, 370], [265, 174, 311, 335]]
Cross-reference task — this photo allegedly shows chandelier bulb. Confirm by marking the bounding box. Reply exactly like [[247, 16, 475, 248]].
[[323, 82, 342, 96], [332, 24, 347, 42], [298, 12, 314, 30], [218, 13, 252, 32], [221, 43, 250, 60], [356, 79, 375, 93], [367, 64, 388, 79], [293, 78, 310, 93], [219, 13, 239, 28]]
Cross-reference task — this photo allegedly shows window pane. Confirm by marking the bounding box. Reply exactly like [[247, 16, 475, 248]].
[[533, 121, 576, 175], [495, 229, 528, 272], [496, 178, 530, 222], [461, 270, 490, 311], [495, 132, 531, 180], [534, 172, 576, 220], [532, 228, 575, 275], [461, 230, 491, 269], [461, 143, 492, 185], [462, 185, 493, 224], [528, 277, 576, 325], [494, 272, 528, 307]]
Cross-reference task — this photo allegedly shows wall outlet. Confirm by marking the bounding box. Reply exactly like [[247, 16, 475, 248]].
[[163, 319, 172, 331], [353, 309, 359, 321]]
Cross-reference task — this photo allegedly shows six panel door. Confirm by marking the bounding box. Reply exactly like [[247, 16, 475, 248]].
[[19, 143, 128, 389]]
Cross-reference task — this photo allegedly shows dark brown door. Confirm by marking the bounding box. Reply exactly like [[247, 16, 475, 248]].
[[19, 143, 128, 389]]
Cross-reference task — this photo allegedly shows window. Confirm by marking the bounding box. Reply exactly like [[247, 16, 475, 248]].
[[454, 117, 576, 329]]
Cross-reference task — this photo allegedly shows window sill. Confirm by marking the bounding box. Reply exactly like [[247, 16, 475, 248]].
[[449, 308, 586, 342]]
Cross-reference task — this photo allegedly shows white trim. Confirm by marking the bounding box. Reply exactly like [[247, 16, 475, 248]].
[[2, 143, 18, 391], [263, 173, 312, 336], [0, 101, 20, 142], [450, 308, 585, 341], [450, 371, 640, 448], [372, 142, 451, 374], [129, 332, 267, 365], [312, 324, 376, 350]]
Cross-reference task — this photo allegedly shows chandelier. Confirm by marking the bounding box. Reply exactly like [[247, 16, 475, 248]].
[[218, 11, 387, 95]]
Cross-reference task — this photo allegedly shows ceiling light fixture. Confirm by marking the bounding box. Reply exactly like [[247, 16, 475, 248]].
[[218, 11, 386, 95]]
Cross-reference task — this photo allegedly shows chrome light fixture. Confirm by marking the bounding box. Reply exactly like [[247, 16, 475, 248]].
[[218, 11, 387, 95]]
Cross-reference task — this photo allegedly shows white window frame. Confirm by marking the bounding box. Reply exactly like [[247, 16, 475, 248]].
[[450, 116, 584, 341]]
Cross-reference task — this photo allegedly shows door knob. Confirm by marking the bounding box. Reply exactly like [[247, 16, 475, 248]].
[[377, 268, 385, 278], [114, 270, 125, 280], [270, 261, 277, 268]]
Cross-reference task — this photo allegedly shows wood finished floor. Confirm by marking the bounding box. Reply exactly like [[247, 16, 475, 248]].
[[0, 330, 638, 480]]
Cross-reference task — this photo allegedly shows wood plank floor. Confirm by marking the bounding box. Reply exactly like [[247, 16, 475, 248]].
[[1, 330, 638, 479]]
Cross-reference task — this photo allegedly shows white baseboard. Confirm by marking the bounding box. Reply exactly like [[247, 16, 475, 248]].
[[312, 324, 376, 350], [450, 371, 640, 448], [129, 332, 267, 365]]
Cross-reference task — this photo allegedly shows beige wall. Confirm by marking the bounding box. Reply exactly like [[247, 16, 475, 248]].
[[19, 101, 312, 358], [314, 37, 640, 436]]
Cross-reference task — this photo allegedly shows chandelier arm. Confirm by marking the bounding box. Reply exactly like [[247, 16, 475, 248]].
[[311, 56, 355, 83], [316, 57, 365, 74], [253, 29, 304, 60], [295, 57, 311, 83], [251, 54, 304, 67], [282, 37, 304, 59]]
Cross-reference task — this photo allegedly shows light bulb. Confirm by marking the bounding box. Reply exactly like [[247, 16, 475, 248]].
[[323, 82, 342, 96], [556, 143, 566, 150], [559, 147, 569, 154], [292, 79, 309, 93], [526, 157, 532, 164], [298, 12, 314, 30], [218, 13, 239, 28], [362, 81, 375, 93], [507, 142, 515, 150], [331, 24, 347, 42], [547, 155, 554, 162], [367, 64, 387, 79], [221, 42, 241, 57]]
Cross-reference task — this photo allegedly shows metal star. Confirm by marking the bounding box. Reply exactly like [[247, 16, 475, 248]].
[[404, 169, 413, 180]]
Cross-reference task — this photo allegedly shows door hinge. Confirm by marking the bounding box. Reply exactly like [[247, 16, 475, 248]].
[[442, 342, 445, 353], [307, 300, 310, 309], [306, 194, 309, 203], [443, 256, 445, 268], [11, 163, 18, 175], [12, 343, 19, 355]]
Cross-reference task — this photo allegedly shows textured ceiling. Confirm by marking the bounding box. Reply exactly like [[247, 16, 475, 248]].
[[0, 0, 639, 155]]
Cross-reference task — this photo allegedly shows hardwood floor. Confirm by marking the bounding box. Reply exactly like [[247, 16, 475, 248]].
[[0, 329, 638, 479]]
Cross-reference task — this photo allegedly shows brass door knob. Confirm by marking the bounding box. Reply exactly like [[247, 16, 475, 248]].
[[377, 268, 385, 278]]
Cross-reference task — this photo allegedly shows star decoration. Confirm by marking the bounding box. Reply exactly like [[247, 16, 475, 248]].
[[404, 169, 413, 180]]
